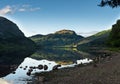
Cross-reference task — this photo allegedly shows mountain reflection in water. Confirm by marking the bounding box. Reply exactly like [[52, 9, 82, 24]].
[[31, 48, 93, 63], [0, 48, 93, 84], [3, 57, 92, 84]]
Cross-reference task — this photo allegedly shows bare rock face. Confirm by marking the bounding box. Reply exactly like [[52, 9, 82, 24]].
[[55, 29, 76, 35]]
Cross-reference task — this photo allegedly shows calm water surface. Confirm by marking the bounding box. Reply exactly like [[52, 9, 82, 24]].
[[0, 49, 93, 84]]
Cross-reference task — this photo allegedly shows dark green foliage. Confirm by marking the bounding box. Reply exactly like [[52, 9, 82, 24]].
[[77, 30, 111, 49], [0, 17, 36, 64], [0, 37, 35, 53], [77, 20, 120, 48], [99, 0, 120, 8], [107, 20, 120, 47], [30, 29, 83, 47], [0, 17, 24, 38]]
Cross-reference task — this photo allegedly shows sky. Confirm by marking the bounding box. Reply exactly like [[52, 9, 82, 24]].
[[0, 0, 120, 37]]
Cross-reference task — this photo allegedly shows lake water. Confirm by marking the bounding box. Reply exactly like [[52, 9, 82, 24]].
[[0, 49, 93, 84]]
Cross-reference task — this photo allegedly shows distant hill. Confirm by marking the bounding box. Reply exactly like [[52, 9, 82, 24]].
[[77, 19, 120, 49], [76, 29, 111, 49], [30, 29, 84, 47], [0, 17, 36, 64]]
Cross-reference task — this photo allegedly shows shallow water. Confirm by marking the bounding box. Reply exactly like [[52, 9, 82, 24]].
[[0, 48, 94, 84], [3, 57, 57, 84], [0, 57, 92, 84]]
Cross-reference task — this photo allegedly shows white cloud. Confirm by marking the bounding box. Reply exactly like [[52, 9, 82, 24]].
[[0, 5, 40, 15], [0, 5, 12, 15], [30, 8, 40, 11], [18, 7, 40, 12], [18, 4, 40, 12], [19, 8, 26, 12]]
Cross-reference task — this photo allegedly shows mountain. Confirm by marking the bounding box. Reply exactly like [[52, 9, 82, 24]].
[[107, 20, 120, 47], [30, 29, 84, 47], [77, 19, 120, 49], [0, 17, 24, 39], [76, 29, 111, 49], [0, 17, 36, 64]]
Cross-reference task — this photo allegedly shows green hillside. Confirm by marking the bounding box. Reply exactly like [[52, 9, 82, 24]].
[[30, 29, 84, 48], [76, 29, 111, 49], [107, 20, 120, 47], [0, 17, 36, 64]]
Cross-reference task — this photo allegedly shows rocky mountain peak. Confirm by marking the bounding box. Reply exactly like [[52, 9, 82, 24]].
[[55, 29, 76, 35]]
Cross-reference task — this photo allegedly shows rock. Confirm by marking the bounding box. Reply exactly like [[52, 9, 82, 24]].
[[26, 72, 31, 76], [29, 66, 33, 69], [20, 66, 22, 68], [23, 68, 26, 70], [12, 71, 16, 74], [37, 76, 45, 82], [73, 61, 77, 64], [37, 65, 43, 70], [55, 29, 77, 35], [28, 69, 33, 72], [25, 66, 28, 68], [33, 66, 36, 69], [52, 65, 61, 70], [43, 65, 48, 70]]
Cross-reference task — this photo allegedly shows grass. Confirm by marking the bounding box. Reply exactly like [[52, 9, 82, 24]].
[[56, 61, 73, 65], [108, 47, 120, 52]]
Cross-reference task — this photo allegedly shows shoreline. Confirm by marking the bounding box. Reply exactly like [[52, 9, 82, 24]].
[[28, 48, 120, 84]]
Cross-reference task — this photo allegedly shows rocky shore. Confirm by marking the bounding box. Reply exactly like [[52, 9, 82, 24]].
[[28, 49, 120, 84]]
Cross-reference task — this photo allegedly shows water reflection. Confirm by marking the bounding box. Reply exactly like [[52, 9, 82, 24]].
[[3, 57, 93, 84], [0, 64, 18, 77], [0, 48, 94, 84], [31, 48, 92, 63], [0, 56, 23, 78], [4, 57, 57, 84], [0, 50, 34, 78]]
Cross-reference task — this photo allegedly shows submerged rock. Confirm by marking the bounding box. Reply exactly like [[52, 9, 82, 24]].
[[52, 65, 61, 70], [27, 72, 31, 76], [37, 65, 43, 70], [43, 65, 48, 70]]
